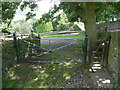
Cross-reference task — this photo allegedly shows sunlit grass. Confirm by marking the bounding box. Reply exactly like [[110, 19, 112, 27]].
[[41, 43, 48, 48], [41, 32, 85, 38]]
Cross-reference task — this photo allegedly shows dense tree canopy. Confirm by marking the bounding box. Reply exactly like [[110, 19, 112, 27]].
[[59, 2, 120, 22]]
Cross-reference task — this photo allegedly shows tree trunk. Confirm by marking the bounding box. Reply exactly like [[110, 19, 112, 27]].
[[84, 2, 98, 62], [85, 2, 97, 48]]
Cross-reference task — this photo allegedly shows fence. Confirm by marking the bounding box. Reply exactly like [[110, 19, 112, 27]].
[[13, 33, 88, 64]]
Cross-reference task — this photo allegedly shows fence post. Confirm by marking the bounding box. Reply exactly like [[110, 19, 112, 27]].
[[13, 33, 20, 63], [83, 34, 88, 64]]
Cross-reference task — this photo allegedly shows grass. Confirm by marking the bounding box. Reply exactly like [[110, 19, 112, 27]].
[[3, 35, 87, 88], [3, 50, 85, 88], [69, 40, 84, 55], [75, 40, 84, 54], [41, 43, 48, 48], [2, 41, 16, 69], [41, 32, 85, 38]]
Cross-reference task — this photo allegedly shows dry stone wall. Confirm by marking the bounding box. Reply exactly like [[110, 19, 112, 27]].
[[96, 20, 120, 32]]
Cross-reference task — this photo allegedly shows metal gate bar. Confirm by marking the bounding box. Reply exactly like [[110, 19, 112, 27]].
[[20, 60, 75, 64]]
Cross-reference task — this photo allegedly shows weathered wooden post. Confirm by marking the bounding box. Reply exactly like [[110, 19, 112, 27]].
[[104, 35, 111, 68], [13, 33, 20, 63]]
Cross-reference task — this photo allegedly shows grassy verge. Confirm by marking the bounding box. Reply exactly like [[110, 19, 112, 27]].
[[41, 32, 85, 38]]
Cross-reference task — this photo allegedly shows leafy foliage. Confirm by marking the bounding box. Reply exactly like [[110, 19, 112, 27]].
[[53, 12, 71, 31], [2, 1, 37, 27], [2, 2, 20, 26], [96, 2, 120, 22], [35, 22, 53, 33], [52, 15, 60, 31], [59, 2, 120, 23], [13, 21, 31, 34], [33, 11, 72, 32], [59, 2, 85, 22]]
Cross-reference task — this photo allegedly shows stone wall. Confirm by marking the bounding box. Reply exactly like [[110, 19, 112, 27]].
[[97, 20, 120, 79], [96, 20, 120, 32], [108, 32, 119, 79], [99, 32, 119, 80]]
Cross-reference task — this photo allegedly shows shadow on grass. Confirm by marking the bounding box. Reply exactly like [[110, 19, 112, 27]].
[[3, 51, 86, 88], [3, 37, 87, 88]]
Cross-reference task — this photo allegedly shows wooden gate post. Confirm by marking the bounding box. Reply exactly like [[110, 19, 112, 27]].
[[104, 35, 111, 68]]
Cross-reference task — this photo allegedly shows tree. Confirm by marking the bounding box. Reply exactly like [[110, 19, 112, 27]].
[[2, 2, 20, 27], [13, 21, 31, 34], [32, 3, 63, 31], [1, 1, 37, 28], [59, 2, 120, 48], [85, 2, 97, 48], [52, 12, 71, 31]]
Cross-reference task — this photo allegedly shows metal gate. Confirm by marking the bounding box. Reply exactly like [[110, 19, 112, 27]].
[[13, 33, 88, 64]]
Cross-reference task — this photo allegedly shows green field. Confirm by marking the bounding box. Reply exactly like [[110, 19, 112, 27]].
[[41, 32, 85, 38]]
